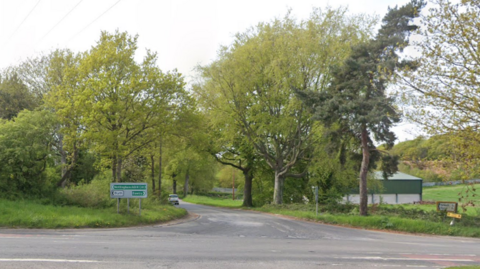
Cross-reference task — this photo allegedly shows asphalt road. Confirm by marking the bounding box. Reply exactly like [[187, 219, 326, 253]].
[[0, 201, 479, 269]]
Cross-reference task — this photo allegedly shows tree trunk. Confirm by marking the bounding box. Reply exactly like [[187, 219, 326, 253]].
[[57, 144, 79, 188], [273, 171, 284, 204], [112, 155, 117, 182], [242, 168, 253, 207], [150, 155, 155, 192], [59, 134, 67, 181], [359, 126, 370, 216], [116, 157, 122, 182], [184, 170, 189, 198], [158, 138, 163, 197], [173, 174, 177, 194]]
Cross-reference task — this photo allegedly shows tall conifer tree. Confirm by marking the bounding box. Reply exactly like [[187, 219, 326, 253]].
[[297, 0, 425, 215]]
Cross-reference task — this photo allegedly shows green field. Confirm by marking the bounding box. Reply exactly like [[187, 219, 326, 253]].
[[420, 184, 480, 215], [183, 195, 243, 208], [423, 184, 479, 202], [379, 184, 480, 216]]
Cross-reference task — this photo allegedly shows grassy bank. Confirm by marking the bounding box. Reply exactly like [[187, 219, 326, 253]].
[[255, 204, 480, 237], [0, 199, 187, 228], [446, 267, 480, 269], [183, 195, 243, 208], [183, 193, 480, 238]]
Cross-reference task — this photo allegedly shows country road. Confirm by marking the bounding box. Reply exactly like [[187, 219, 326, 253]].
[[0, 201, 479, 269]]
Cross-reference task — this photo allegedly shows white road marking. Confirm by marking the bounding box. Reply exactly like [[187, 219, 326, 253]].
[[0, 258, 98, 263], [338, 256, 473, 262]]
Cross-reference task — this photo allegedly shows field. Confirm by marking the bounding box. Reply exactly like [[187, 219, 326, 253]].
[[419, 184, 480, 216], [183, 195, 243, 207]]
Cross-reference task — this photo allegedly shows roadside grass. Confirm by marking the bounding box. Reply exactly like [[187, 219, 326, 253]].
[[0, 198, 187, 228], [182, 194, 480, 238], [183, 195, 243, 208], [255, 204, 480, 237], [445, 265, 480, 269]]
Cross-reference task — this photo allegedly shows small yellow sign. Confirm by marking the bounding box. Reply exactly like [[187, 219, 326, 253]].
[[447, 212, 462, 219]]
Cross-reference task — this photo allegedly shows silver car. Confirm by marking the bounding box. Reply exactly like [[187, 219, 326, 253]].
[[168, 194, 179, 205]]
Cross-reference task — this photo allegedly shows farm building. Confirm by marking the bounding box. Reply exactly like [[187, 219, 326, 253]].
[[344, 171, 423, 204]]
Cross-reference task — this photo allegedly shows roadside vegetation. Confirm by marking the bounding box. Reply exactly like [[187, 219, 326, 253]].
[[0, 198, 186, 229], [183, 194, 243, 208], [0, 173, 186, 228], [446, 267, 480, 269], [184, 184, 480, 238]]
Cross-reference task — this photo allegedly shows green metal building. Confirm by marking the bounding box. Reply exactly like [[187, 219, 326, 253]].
[[344, 171, 423, 204]]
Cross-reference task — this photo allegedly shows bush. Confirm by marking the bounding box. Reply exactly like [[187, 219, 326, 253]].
[[58, 170, 113, 208]]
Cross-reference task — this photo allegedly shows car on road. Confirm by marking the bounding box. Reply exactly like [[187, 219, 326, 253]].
[[168, 194, 179, 205]]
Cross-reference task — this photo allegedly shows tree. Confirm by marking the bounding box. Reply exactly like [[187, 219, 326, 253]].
[[402, 0, 480, 135], [7, 52, 53, 103], [194, 96, 257, 206], [72, 30, 185, 182], [196, 8, 377, 204], [0, 73, 36, 120], [401, 0, 480, 177], [43, 49, 84, 187], [297, 0, 425, 215], [0, 110, 58, 197]]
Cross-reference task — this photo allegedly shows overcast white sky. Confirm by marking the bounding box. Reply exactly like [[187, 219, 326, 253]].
[[0, 0, 422, 141]]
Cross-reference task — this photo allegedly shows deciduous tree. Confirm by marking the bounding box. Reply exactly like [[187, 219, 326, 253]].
[[196, 8, 376, 204]]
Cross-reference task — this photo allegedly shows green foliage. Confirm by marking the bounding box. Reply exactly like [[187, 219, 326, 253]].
[[0, 198, 186, 228], [215, 165, 244, 188], [195, 7, 378, 205], [0, 110, 58, 198], [398, 163, 444, 182], [45, 31, 188, 183], [69, 149, 99, 185], [0, 72, 38, 120], [57, 170, 114, 208], [391, 135, 480, 182], [297, 0, 425, 215], [307, 127, 360, 203], [401, 0, 480, 199], [182, 194, 243, 208], [402, 0, 480, 138], [391, 135, 452, 161]]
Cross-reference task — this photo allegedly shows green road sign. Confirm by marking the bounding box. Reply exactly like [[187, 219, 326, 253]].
[[132, 191, 146, 196], [110, 183, 147, 198], [112, 184, 146, 190]]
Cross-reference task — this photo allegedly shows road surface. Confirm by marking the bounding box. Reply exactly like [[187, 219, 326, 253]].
[[0, 201, 479, 268]]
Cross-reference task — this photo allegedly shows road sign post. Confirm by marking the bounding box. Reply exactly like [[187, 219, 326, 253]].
[[110, 183, 148, 216], [312, 186, 319, 216]]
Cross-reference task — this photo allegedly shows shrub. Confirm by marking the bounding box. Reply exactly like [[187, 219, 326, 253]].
[[58, 170, 113, 208]]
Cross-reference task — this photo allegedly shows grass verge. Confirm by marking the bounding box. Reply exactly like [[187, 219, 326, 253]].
[[183, 195, 243, 208], [445, 265, 480, 269], [183, 195, 480, 238], [0, 198, 187, 229], [255, 204, 480, 237]]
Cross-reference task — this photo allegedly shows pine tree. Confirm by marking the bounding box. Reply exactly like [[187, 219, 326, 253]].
[[297, 0, 425, 215]]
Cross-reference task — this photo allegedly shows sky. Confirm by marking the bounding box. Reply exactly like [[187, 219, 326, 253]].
[[0, 0, 423, 142]]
